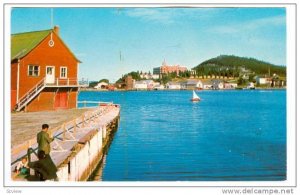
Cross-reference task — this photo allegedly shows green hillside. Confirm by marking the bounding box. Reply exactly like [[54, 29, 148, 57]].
[[193, 55, 286, 77]]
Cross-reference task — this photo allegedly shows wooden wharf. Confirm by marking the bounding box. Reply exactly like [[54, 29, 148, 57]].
[[11, 103, 120, 181]]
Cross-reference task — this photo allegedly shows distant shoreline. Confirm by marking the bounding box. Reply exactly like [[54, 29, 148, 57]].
[[79, 87, 286, 92]]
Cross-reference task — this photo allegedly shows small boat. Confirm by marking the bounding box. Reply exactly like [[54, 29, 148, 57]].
[[190, 90, 201, 102]]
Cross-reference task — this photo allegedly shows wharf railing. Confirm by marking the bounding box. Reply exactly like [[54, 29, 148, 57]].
[[11, 103, 116, 166], [77, 101, 113, 108], [46, 78, 89, 87]]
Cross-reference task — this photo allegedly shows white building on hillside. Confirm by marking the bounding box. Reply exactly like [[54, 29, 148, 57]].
[[134, 80, 155, 90], [224, 82, 238, 89], [166, 82, 181, 90], [154, 82, 164, 90], [202, 80, 213, 89], [134, 81, 147, 90], [186, 79, 203, 90], [256, 76, 271, 85], [212, 79, 224, 90], [94, 82, 108, 89]]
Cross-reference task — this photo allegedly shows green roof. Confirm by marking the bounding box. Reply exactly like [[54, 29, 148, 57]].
[[11, 29, 81, 63], [11, 29, 52, 61]]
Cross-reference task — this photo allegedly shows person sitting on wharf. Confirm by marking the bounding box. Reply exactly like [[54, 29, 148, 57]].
[[37, 124, 54, 158], [15, 157, 29, 175], [28, 150, 58, 181]]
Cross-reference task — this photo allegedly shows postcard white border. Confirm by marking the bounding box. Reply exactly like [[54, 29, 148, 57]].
[[2, 1, 297, 189]]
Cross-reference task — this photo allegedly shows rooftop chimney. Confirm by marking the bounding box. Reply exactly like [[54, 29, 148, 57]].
[[53, 25, 59, 35]]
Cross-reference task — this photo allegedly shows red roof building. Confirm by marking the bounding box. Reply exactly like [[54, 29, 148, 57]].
[[153, 59, 187, 76], [11, 26, 83, 112]]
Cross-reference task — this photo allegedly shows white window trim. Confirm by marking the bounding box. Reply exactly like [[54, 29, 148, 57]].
[[60, 66, 68, 79], [27, 65, 40, 77]]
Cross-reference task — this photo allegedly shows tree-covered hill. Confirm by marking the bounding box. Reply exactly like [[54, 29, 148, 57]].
[[193, 55, 286, 77]]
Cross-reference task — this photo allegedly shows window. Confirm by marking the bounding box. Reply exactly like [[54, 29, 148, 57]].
[[60, 67, 67, 78], [46, 67, 53, 75], [28, 65, 39, 76]]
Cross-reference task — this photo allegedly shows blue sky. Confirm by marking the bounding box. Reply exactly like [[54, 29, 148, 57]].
[[11, 7, 286, 82]]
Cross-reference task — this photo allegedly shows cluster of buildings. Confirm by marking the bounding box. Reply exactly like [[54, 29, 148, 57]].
[[110, 60, 238, 90], [91, 51, 285, 92], [121, 78, 238, 91], [255, 74, 285, 87], [94, 73, 285, 91], [92, 60, 286, 91], [166, 79, 238, 90]]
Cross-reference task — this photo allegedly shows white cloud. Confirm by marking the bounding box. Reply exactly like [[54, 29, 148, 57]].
[[122, 8, 176, 24], [210, 15, 286, 34], [121, 8, 285, 30], [121, 8, 223, 24]]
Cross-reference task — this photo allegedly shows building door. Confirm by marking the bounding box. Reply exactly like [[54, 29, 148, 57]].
[[46, 66, 55, 84], [54, 91, 68, 109]]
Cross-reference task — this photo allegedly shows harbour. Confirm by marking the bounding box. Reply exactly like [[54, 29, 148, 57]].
[[81, 90, 286, 181]]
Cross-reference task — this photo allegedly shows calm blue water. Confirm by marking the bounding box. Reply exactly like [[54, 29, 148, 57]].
[[78, 90, 286, 181]]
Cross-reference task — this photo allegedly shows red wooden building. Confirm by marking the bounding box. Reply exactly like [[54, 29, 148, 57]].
[[11, 26, 84, 112]]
